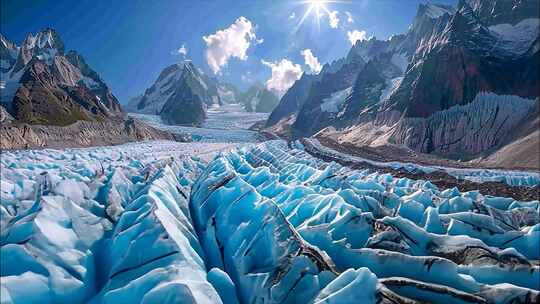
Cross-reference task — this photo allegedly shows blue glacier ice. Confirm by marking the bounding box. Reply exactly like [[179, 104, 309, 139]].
[[1, 140, 539, 303]]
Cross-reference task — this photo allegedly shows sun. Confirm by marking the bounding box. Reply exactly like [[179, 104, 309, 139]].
[[297, 0, 330, 30], [294, 0, 346, 32], [309, 0, 328, 16]]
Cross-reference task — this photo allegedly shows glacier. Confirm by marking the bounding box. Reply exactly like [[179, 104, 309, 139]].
[[130, 103, 268, 143], [1, 140, 539, 303], [302, 137, 540, 187]]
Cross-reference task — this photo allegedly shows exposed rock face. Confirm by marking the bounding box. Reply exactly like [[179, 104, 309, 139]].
[[292, 51, 367, 135], [217, 82, 240, 104], [239, 84, 279, 113], [0, 28, 179, 147], [463, 0, 540, 25], [0, 118, 178, 150], [160, 82, 207, 126], [133, 61, 221, 124], [265, 73, 319, 126], [266, 1, 540, 163], [0, 105, 13, 124], [124, 94, 143, 112], [386, 2, 539, 119], [0, 28, 123, 125], [0, 34, 18, 74], [390, 93, 538, 157]]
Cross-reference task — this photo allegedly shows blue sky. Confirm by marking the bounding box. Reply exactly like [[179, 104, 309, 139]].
[[1, 0, 456, 103]]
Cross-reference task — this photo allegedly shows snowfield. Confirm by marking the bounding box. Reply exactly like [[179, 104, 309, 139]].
[[1, 139, 539, 303]]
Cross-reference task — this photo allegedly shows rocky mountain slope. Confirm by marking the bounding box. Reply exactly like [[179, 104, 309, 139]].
[[0, 28, 123, 126], [0, 117, 178, 149], [0, 28, 178, 148], [266, 0, 539, 169], [131, 61, 222, 126], [239, 83, 280, 113]]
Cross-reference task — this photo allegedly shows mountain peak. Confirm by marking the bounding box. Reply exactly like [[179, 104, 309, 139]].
[[22, 28, 64, 55], [458, 0, 540, 26], [418, 3, 456, 19]]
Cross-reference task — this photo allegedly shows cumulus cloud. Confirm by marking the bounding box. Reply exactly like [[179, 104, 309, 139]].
[[328, 11, 340, 28], [345, 11, 354, 23], [347, 30, 367, 45], [261, 59, 302, 96], [301, 49, 322, 74], [203, 16, 259, 74]]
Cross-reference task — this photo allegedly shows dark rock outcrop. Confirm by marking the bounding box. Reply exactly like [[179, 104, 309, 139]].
[[265, 73, 319, 126], [160, 83, 207, 126]]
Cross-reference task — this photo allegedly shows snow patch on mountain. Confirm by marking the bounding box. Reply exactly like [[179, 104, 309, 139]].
[[424, 4, 455, 19], [321, 87, 352, 113], [379, 77, 403, 104], [489, 18, 540, 55], [390, 53, 408, 73]]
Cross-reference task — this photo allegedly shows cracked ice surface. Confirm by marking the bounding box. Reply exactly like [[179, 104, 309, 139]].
[[1, 140, 539, 303]]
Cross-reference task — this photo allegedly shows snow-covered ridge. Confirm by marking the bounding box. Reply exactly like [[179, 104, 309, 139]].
[[489, 18, 540, 56], [424, 4, 456, 19]]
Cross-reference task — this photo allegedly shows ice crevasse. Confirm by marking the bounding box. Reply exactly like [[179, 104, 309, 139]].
[[1, 141, 539, 303]]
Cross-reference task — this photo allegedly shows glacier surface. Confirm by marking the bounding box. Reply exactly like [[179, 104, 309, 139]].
[[130, 103, 268, 143], [1, 140, 539, 303]]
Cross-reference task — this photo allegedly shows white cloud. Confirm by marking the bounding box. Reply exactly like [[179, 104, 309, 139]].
[[261, 59, 302, 96], [328, 11, 340, 28], [171, 44, 188, 57], [347, 30, 367, 45], [203, 16, 259, 74], [178, 44, 188, 56], [289, 12, 296, 19], [345, 11, 354, 23], [301, 49, 322, 74]]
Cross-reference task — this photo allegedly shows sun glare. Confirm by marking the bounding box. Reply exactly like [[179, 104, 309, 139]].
[[295, 0, 346, 32]]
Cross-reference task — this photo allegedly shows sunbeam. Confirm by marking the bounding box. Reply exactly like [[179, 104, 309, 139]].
[[294, 0, 350, 33]]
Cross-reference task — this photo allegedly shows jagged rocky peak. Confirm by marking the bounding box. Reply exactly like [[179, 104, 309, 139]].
[[346, 37, 380, 63], [460, 0, 540, 26], [135, 59, 221, 119], [239, 83, 279, 113], [409, 2, 455, 37], [265, 0, 539, 163], [15, 28, 64, 70], [265, 72, 320, 126], [416, 3, 455, 20], [31, 27, 65, 53], [0, 34, 18, 72], [0, 28, 123, 125], [132, 59, 226, 126]]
